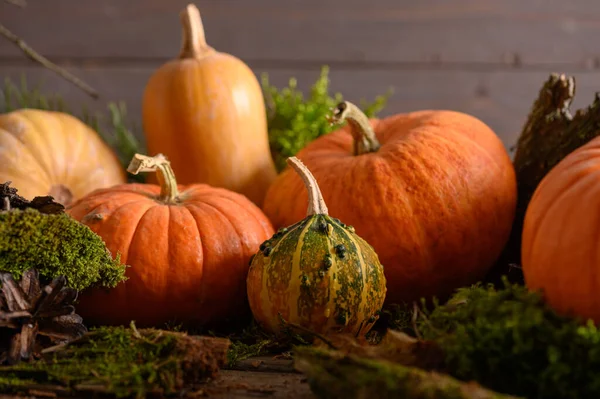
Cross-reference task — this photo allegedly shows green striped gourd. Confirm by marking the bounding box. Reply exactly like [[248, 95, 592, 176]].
[[246, 156, 387, 335]]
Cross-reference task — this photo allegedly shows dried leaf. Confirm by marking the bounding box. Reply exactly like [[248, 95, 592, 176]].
[[19, 269, 42, 308], [0, 273, 31, 311]]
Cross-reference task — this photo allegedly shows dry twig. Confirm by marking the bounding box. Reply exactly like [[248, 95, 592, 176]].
[[0, 22, 99, 99], [4, 0, 27, 7]]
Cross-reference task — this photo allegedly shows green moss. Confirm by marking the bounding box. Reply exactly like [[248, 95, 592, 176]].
[[0, 323, 229, 398], [293, 346, 518, 399], [0, 208, 127, 291], [418, 278, 600, 399], [262, 66, 392, 171], [224, 319, 309, 368]]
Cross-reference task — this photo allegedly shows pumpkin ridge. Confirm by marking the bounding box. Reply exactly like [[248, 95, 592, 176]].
[[180, 203, 206, 296], [192, 200, 245, 268], [363, 153, 432, 271], [56, 114, 73, 185], [123, 202, 159, 308], [23, 112, 62, 183], [332, 219, 368, 323], [198, 193, 274, 239], [0, 124, 52, 187], [296, 216, 330, 327], [526, 165, 600, 258], [323, 220, 338, 332], [416, 126, 507, 174], [257, 219, 308, 331], [328, 219, 366, 330], [61, 119, 88, 186], [278, 219, 313, 326]]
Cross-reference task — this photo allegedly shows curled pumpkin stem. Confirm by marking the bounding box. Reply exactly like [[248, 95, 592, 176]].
[[127, 153, 180, 203], [330, 101, 381, 155], [286, 157, 328, 216]]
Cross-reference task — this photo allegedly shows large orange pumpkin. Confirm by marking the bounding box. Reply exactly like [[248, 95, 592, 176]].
[[142, 3, 277, 207], [67, 153, 274, 327], [522, 135, 600, 323], [263, 101, 517, 305], [0, 109, 126, 206]]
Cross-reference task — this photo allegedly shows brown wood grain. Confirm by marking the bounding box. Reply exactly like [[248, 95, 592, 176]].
[[3, 65, 600, 151], [1, 0, 600, 66], [205, 369, 314, 398]]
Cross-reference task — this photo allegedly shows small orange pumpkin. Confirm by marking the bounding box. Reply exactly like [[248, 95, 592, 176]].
[[0, 109, 126, 206], [522, 135, 600, 323], [263, 101, 517, 305], [67, 153, 274, 327], [142, 3, 277, 207]]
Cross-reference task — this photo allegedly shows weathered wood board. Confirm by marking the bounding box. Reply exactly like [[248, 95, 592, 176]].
[[1, 0, 600, 152], [2, 65, 600, 153], [1, 0, 600, 65]]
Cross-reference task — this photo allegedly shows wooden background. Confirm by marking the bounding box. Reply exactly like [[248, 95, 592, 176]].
[[1, 0, 600, 154]]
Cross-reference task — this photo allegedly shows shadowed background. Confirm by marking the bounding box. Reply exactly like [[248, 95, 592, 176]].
[[1, 0, 599, 153]]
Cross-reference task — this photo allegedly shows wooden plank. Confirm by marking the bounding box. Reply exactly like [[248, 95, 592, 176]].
[[1, 0, 600, 65], [228, 355, 297, 373], [203, 369, 313, 398], [2, 65, 600, 152]]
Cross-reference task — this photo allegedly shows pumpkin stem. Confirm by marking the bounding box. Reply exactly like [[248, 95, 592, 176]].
[[179, 3, 214, 58], [287, 157, 328, 216], [330, 101, 381, 155], [127, 153, 180, 203]]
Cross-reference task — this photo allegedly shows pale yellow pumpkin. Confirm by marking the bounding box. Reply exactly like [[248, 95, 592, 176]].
[[0, 109, 126, 205], [142, 3, 277, 207]]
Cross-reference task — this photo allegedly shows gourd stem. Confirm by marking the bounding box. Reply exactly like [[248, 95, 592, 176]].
[[179, 3, 213, 58], [127, 153, 180, 203], [330, 101, 381, 155], [287, 157, 328, 216]]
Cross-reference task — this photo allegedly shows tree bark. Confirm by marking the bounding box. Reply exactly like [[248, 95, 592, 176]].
[[491, 73, 600, 275]]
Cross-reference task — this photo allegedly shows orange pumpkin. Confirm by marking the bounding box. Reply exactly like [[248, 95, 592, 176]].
[[142, 3, 277, 207], [522, 135, 600, 323], [263, 101, 517, 305], [67, 153, 274, 327], [0, 109, 126, 206]]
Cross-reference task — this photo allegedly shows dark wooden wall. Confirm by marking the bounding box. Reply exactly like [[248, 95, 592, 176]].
[[2, 0, 600, 152]]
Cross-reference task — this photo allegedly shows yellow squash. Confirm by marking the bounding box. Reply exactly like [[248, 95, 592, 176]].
[[0, 109, 126, 205], [142, 3, 277, 206]]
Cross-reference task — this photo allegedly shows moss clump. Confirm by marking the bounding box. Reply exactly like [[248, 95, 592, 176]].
[[0, 208, 127, 291], [294, 346, 519, 399], [418, 279, 600, 399], [0, 323, 230, 398], [224, 320, 309, 368]]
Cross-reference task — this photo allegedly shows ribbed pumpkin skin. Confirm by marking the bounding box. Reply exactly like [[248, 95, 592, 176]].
[[67, 183, 275, 327], [263, 110, 517, 305], [522, 135, 600, 323], [0, 109, 126, 205], [247, 214, 387, 335]]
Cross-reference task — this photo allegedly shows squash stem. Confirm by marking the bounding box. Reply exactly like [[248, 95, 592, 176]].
[[127, 153, 180, 203], [287, 157, 328, 216], [179, 3, 214, 58], [330, 101, 381, 155]]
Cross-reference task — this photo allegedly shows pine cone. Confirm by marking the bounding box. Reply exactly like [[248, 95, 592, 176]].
[[0, 268, 87, 364]]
